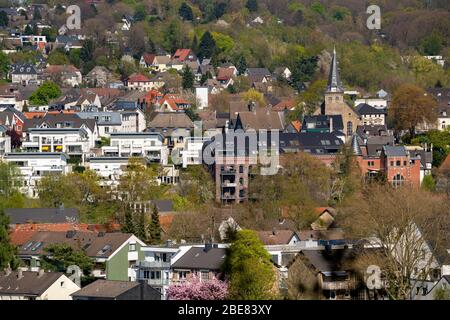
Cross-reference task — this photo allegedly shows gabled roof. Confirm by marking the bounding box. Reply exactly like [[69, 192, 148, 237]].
[[71, 280, 142, 299], [0, 271, 66, 297], [173, 49, 193, 62], [128, 73, 150, 82], [356, 103, 387, 115], [141, 53, 156, 65], [258, 230, 296, 245], [18, 231, 138, 259], [148, 112, 194, 129], [172, 246, 226, 270], [10, 63, 37, 75], [383, 145, 407, 157], [5, 208, 79, 224]]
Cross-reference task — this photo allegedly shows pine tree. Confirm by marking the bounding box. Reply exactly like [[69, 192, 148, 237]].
[[236, 56, 247, 75], [0, 210, 19, 270], [182, 65, 195, 90], [191, 35, 198, 55], [246, 0, 258, 12], [148, 205, 161, 244], [198, 31, 216, 62], [179, 2, 194, 21], [121, 206, 135, 234], [33, 6, 42, 21], [135, 210, 147, 242], [24, 24, 33, 35]]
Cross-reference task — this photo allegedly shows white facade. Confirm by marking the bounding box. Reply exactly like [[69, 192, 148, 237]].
[[360, 113, 386, 126], [180, 137, 210, 168], [87, 157, 129, 188], [22, 128, 94, 160], [195, 87, 209, 110], [0, 273, 80, 300], [4, 153, 71, 198], [120, 109, 146, 133], [0, 132, 11, 157], [102, 133, 169, 165]]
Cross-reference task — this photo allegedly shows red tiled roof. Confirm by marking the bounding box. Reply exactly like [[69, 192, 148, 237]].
[[291, 120, 301, 133], [159, 214, 174, 233], [173, 49, 192, 62], [216, 67, 235, 81], [142, 53, 156, 65], [128, 73, 150, 82], [272, 99, 296, 111], [10, 230, 36, 246]]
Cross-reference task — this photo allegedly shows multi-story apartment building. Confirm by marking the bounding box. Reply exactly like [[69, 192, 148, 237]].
[[22, 128, 94, 162], [180, 137, 211, 168], [4, 152, 71, 198], [87, 157, 130, 189], [101, 133, 169, 165]]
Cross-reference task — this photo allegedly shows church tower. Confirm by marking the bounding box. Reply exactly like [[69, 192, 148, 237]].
[[321, 47, 360, 138]]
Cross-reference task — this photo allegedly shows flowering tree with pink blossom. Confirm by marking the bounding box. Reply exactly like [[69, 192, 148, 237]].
[[166, 275, 228, 300]]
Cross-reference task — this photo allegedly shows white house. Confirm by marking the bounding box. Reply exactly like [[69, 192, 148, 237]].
[[87, 157, 130, 189], [22, 128, 94, 161], [354, 98, 388, 110], [77, 112, 123, 137], [0, 270, 80, 300], [0, 125, 11, 157], [180, 137, 210, 168], [4, 152, 71, 198], [102, 132, 169, 165]]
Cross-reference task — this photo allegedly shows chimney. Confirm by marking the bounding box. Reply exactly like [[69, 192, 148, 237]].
[[272, 228, 276, 236], [38, 269, 45, 277], [17, 269, 23, 279], [204, 243, 213, 252], [166, 239, 173, 247], [329, 116, 333, 132]]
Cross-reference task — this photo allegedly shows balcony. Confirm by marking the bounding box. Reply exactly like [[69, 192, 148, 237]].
[[220, 168, 236, 175], [222, 180, 237, 187], [137, 260, 171, 269], [221, 194, 236, 200], [147, 278, 170, 286]]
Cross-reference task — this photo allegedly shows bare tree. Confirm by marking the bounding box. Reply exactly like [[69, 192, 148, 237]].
[[339, 185, 450, 299]]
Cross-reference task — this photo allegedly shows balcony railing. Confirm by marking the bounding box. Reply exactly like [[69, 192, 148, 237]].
[[322, 281, 355, 291], [146, 278, 170, 286], [137, 260, 171, 269]]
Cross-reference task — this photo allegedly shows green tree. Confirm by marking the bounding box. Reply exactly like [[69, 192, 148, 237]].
[[246, 0, 258, 12], [236, 56, 247, 75], [121, 207, 135, 234], [421, 174, 436, 192], [29, 81, 61, 106], [223, 230, 276, 300], [135, 211, 147, 242], [198, 31, 216, 61], [0, 209, 19, 270], [434, 286, 450, 300], [179, 2, 193, 21], [0, 51, 10, 80], [182, 65, 194, 90], [133, 5, 147, 22], [40, 244, 93, 277], [0, 10, 8, 27], [47, 50, 70, 65], [41, 27, 57, 42], [420, 33, 443, 56], [24, 24, 33, 35], [80, 39, 95, 63], [290, 56, 318, 91], [148, 204, 161, 244]]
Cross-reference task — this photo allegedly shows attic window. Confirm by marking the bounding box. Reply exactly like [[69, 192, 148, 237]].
[[98, 244, 112, 255]]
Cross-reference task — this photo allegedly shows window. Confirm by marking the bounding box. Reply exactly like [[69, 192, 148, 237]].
[[392, 174, 404, 187], [403, 161, 407, 166], [396, 160, 401, 166], [143, 270, 150, 279], [346, 121, 353, 136], [200, 271, 209, 281], [129, 243, 136, 252], [390, 161, 394, 167], [239, 165, 244, 173], [104, 127, 109, 133]]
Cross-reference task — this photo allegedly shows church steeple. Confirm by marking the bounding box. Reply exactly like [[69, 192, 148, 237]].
[[327, 46, 344, 93]]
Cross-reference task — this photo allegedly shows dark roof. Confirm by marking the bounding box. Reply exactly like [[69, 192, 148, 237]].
[[5, 208, 79, 224], [172, 246, 226, 270], [302, 115, 344, 132], [24, 113, 96, 132], [71, 280, 139, 298], [279, 132, 343, 155], [356, 103, 386, 115], [0, 271, 64, 297], [301, 248, 356, 273], [18, 231, 135, 258], [356, 125, 389, 139], [383, 145, 407, 157], [258, 230, 296, 245], [152, 200, 173, 213], [10, 63, 37, 75]]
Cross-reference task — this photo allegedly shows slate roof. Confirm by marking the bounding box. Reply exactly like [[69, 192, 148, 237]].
[[71, 280, 140, 299], [18, 231, 135, 259], [172, 246, 226, 270], [0, 271, 65, 297], [302, 115, 344, 132], [301, 248, 356, 273], [10, 63, 37, 75], [77, 112, 122, 125], [23, 113, 96, 132], [383, 145, 407, 157], [356, 103, 387, 115], [5, 208, 79, 224], [148, 112, 194, 129], [279, 132, 343, 155], [258, 230, 296, 245]]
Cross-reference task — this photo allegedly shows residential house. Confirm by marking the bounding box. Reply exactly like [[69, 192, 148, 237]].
[[273, 67, 292, 80], [54, 35, 83, 52], [426, 88, 450, 131], [311, 207, 337, 231], [139, 53, 156, 69], [215, 66, 237, 88], [21, 128, 94, 162], [405, 145, 434, 183], [258, 230, 301, 246], [246, 67, 272, 85], [354, 97, 388, 110], [71, 280, 161, 300], [159, 94, 192, 112], [355, 103, 387, 126], [5, 207, 79, 226], [87, 157, 131, 189], [44, 65, 82, 88], [147, 112, 194, 150], [101, 132, 169, 164], [0, 125, 11, 156], [77, 112, 122, 137], [10, 63, 38, 85], [0, 270, 80, 300], [171, 244, 226, 283], [137, 244, 181, 298], [3, 152, 71, 198], [180, 137, 211, 168], [151, 56, 172, 72], [16, 231, 146, 281], [84, 66, 117, 88], [172, 49, 196, 62], [301, 115, 345, 140], [126, 73, 153, 91]]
